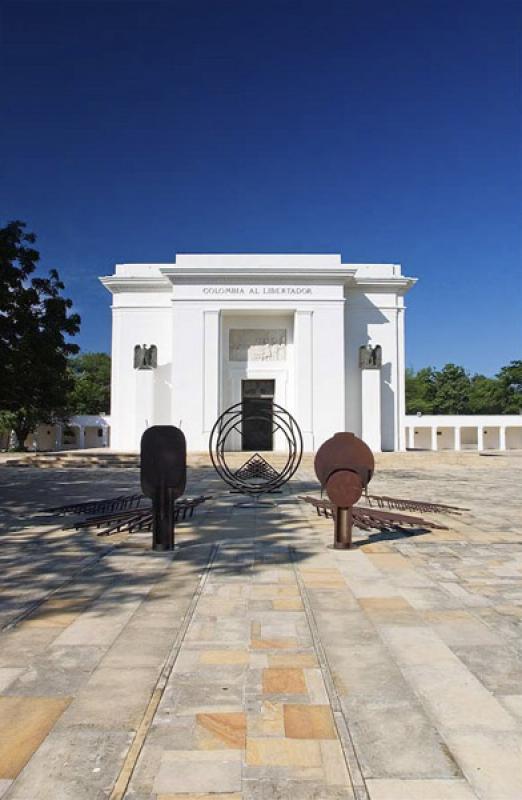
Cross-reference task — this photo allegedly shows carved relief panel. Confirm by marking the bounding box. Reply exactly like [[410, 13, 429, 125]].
[[229, 329, 287, 362]]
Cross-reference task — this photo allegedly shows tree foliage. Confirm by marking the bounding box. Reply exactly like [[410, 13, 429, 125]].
[[406, 360, 522, 415], [0, 221, 80, 449], [68, 352, 111, 414]]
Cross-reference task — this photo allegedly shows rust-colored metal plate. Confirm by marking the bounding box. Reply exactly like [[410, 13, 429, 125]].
[[324, 470, 363, 507], [314, 432, 374, 491]]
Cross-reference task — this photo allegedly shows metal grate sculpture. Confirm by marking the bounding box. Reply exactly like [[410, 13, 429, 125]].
[[209, 401, 303, 499]]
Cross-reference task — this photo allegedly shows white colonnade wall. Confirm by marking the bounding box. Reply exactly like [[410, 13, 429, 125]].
[[405, 415, 522, 451]]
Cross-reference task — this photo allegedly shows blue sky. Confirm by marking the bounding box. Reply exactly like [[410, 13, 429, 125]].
[[1, 0, 520, 375]]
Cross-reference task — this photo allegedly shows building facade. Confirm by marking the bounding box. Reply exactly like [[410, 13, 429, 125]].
[[101, 254, 416, 452]]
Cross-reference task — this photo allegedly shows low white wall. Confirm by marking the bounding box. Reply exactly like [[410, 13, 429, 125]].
[[405, 415, 522, 451], [15, 415, 111, 451], [506, 426, 522, 449]]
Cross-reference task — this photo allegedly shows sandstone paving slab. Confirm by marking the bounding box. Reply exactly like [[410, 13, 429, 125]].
[[0, 781, 12, 799], [56, 665, 161, 729], [442, 729, 522, 800], [450, 643, 522, 695], [157, 795, 241, 800], [0, 667, 24, 692], [0, 626, 63, 668], [4, 727, 133, 800], [0, 695, 71, 779], [242, 781, 354, 799], [420, 609, 504, 646], [3, 644, 107, 696], [153, 749, 242, 795], [283, 703, 336, 739], [499, 694, 522, 722], [366, 778, 479, 799]]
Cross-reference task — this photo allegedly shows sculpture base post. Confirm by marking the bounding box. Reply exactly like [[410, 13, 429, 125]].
[[152, 487, 175, 551], [334, 507, 353, 549]]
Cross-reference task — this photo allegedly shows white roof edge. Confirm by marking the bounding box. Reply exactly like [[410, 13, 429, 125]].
[[174, 253, 342, 267]]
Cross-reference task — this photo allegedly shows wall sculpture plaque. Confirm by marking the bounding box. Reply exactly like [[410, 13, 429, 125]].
[[229, 329, 287, 362]]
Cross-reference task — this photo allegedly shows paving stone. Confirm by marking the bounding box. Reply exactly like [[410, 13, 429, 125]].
[[421, 609, 503, 646], [6, 727, 133, 800], [304, 667, 330, 704], [247, 701, 285, 737], [242, 781, 354, 799], [443, 730, 522, 800], [451, 644, 522, 695], [19, 595, 95, 627], [251, 637, 300, 650], [499, 694, 522, 722], [0, 696, 71, 779], [200, 649, 250, 665], [246, 737, 322, 767], [196, 711, 247, 748], [3, 645, 106, 696], [400, 661, 518, 733], [0, 667, 25, 692], [268, 652, 318, 668], [153, 749, 242, 794], [158, 795, 241, 800], [283, 704, 336, 739], [272, 598, 303, 610], [0, 627, 63, 667], [366, 778, 479, 799], [320, 740, 351, 786], [56, 666, 158, 729], [262, 668, 307, 695]]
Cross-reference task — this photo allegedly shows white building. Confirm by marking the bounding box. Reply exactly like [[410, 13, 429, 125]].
[[101, 254, 415, 452]]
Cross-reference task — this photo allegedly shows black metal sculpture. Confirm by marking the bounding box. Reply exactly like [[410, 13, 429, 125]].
[[209, 401, 303, 500], [141, 425, 186, 550]]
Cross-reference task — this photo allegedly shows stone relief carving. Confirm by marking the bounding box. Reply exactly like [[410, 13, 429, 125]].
[[134, 344, 158, 370], [229, 329, 287, 362], [359, 344, 382, 369]]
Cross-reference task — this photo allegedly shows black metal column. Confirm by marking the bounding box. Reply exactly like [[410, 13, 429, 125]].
[[152, 487, 175, 551]]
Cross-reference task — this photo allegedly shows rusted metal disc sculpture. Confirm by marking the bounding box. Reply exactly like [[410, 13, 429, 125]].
[[209, 402, 303, 499], [314, 432, 375, 549]]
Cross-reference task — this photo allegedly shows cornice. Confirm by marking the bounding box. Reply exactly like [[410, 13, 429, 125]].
[[100, 276, 172, 294], [159, 266, 357, 284], [351, 277, 417, 292]]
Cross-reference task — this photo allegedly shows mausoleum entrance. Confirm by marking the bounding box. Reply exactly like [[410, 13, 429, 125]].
[[221, 312, 294, 451], [241, 379, 275, 451]]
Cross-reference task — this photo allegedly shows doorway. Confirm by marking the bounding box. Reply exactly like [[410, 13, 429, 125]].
[[241, 380, 275, 451]]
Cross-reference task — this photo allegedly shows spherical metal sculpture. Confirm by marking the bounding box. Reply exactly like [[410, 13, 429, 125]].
[[209, 401, 303, 497]]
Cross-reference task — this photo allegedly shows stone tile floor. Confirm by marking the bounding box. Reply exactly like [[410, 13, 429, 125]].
[[0, 452, 521, 799]]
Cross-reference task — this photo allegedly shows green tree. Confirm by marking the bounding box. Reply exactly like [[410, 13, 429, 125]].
[[68, 352, 111, 414], [0, 221, 80, 449], [468, 374, 505, 414], [496, 360, 522, 413], [432, 363, 471, 414], [405, 366, 436, 414]]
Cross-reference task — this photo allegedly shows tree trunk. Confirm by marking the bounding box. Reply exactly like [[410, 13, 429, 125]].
[[13, 427, 30, 451]]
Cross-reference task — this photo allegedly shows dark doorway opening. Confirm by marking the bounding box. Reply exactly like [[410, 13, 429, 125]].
[[241, 380, 275, 451]]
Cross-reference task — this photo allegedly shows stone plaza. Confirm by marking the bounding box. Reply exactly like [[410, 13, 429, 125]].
[[0, 450, 521, 799]]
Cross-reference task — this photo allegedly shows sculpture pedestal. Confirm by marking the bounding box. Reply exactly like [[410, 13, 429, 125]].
[[361, 368, 382, 452], [135, 369, 155, 449]]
